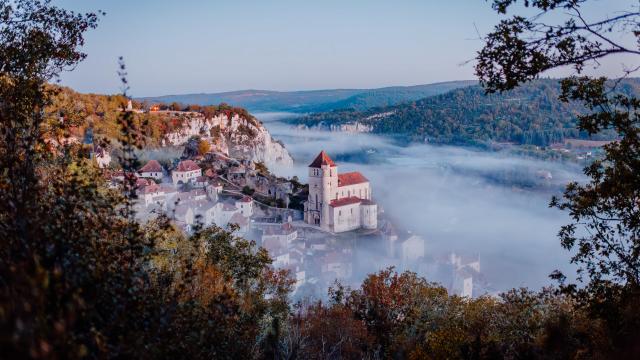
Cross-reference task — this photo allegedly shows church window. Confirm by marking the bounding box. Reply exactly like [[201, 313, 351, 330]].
[[339, 210, 341, 216]]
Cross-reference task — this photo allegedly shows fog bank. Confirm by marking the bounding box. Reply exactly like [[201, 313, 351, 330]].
[[259, 113, 584, 292]]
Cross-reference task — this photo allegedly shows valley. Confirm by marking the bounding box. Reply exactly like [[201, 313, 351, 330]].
[[257, 112, 585, 294]]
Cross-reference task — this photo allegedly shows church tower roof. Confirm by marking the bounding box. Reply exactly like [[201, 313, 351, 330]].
[[309, 151, 336, 168]]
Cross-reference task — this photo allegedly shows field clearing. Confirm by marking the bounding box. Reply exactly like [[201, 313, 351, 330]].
[[563, 139, 613, 148]]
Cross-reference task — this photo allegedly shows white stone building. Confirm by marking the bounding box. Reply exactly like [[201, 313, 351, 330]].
[[236, 196, 254, 217], [261, 223, 298, 250], [399, 235, 425, 262], [303, 151, 377, 233], [172, 160, 201, 186], [138, 182, 164, 207], [138, 160, 164, 180], [448, 252, 481, 298], [205, 180, 223, 202]]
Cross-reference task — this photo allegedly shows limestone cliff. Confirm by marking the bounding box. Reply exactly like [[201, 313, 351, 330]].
[[164, 112, 293, 166]]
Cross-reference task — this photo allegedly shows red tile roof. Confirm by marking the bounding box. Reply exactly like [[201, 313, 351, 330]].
[[141, 182, 161, 194], [309, 151, 336, 168], [240, 196, 253, 203], [136, 178, 152, 188], [338, 172, 368, 187], [139, 159, 162, 173], [175, 160, 200, 172], [329, 196, 361, 207]]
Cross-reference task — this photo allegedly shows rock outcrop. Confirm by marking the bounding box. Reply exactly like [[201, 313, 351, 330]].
[[164, 112, 293, 166]]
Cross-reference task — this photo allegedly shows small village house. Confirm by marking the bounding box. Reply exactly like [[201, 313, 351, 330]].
[[172, 160, 201, 186], [138, 160, 164, 180]]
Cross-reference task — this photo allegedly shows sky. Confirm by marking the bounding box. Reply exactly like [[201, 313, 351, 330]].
[[55, 0, 638, 97]]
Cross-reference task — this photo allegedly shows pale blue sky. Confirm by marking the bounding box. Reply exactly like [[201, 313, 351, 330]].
[[55, 0, 637, 96]]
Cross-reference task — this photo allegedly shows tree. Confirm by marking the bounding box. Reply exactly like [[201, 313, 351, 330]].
[[254, 161, 270, 175], [477, 0, 640, 93], [197, 139, 211, 155], [0, 1, 292, 358], [477, 1, 640, 356], [242, 185, 255, 196], [170, 101, 182, 111]]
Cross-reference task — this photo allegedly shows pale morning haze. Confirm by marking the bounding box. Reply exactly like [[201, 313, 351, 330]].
[[3, 0, 640, 357]]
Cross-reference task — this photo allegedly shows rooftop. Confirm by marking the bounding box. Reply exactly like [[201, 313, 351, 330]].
[[329, 196, 361, 207], [142, 183, 161, 194], [136, 178, 153, 188], [191, 199, 216, 212], [139, 159, 163, 173], [338, 172, 368, 187], [309, 151, 336, 168], [175, 160, 200, 172]]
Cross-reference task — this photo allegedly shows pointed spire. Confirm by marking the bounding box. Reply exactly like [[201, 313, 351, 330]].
[[309, 150, 336, 168]]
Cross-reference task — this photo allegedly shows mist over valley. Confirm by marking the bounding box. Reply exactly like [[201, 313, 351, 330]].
[[258, 112, 585, 294]]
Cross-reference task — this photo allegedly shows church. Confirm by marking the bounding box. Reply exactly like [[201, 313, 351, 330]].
[[304, 151, 377, 233]]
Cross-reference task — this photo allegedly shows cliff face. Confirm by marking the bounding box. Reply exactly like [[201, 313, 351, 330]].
[[164, 113, 293, 166]]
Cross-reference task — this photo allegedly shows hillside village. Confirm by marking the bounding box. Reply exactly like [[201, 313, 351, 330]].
[[92, 105, 490, 297]]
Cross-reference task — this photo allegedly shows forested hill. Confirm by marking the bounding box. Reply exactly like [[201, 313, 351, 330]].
[[49, 86, 258, 146], [137, 80, 476, 113], [289, 79, 640, 146]]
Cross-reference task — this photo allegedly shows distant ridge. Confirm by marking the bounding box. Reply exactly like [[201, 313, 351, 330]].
[[137, 80, 477, 113], [288, 78, 640, 147]]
